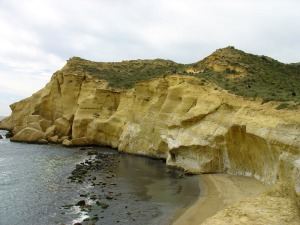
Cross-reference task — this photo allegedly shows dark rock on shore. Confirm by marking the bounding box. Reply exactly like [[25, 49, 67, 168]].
[[62, 150, 187, 225], [60, 204, 73, 209], [5, 131, 13, 138], [96, 201, 109, 209], [105, 195, 113, 200], [81, 204, 92, 212], [90, 195, 97, 200], [67, 153, 120, 183], [76, 200, 86, 206], [91, 215, 99, 222], [62, 150, 123, 223]]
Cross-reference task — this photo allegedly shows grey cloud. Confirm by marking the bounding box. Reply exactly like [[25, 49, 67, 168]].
[[0, 0, 300, 115]]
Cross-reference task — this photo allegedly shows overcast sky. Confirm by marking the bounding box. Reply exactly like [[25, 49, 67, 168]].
[[0, 0, 299, 116]]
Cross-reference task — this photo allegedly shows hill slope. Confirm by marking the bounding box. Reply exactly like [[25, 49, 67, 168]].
[[190, 46, 300, 107], [60, 47, 300, 109]]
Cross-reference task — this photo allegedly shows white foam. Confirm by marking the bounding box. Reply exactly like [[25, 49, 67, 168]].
[[71, 206, 89, 225]]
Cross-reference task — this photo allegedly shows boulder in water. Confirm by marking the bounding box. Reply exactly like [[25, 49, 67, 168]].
[[76, 200, 86, 206], [5, 131, 13, 138]]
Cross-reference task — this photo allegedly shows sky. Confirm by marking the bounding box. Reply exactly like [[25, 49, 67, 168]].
[[0, 0, 300, 116]]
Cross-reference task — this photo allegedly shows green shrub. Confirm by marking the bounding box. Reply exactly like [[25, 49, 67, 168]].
[[64, 48, 300, 109]]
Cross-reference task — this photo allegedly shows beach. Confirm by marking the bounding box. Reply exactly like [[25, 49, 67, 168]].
[[173, 174, 267, 225]]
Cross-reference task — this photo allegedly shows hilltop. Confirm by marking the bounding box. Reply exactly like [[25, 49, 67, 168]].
[[60, 47, 300, 109], [191, 46, 300, 107]]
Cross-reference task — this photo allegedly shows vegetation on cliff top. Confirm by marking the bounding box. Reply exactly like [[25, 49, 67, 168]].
[[192, 47, 300, 108], [63, 47, 300, 108], [64, 57, 187, 88]]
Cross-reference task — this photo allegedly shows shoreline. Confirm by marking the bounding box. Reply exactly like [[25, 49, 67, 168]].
[[63, 147, 201, 225], [172, 173, 267, 225]]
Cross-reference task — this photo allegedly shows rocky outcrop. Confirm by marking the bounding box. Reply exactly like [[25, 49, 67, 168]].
[[0, 58, 299, 223]]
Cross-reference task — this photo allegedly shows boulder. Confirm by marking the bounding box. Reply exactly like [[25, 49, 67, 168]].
[[39, 119, 53, 132], [54, 114, 74, 137], [27, 122, 43, 131], [58, 136, 69, 143], [71, 137, 89, 146], [45, 125, 56, 138], [76, 200, 86, 206], [11, 127, 46, 143], [5, 131, 13, 138], [13, 123, 43, 136], [62, 139, 72, 147], [38, 139, 48, 144], [49, 135, 59, 143]]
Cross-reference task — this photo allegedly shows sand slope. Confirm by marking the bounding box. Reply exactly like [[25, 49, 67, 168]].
[[173, 174, 266, 225], [174, 174, 300, 225]]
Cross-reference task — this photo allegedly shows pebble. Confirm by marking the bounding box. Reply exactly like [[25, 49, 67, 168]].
[[90, 195, 97, 200], [106, 195, 113, 200], [79, 194, 88, 197]]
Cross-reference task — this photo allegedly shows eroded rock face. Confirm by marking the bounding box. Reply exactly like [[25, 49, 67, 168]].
[[0, 71, 300, 198]]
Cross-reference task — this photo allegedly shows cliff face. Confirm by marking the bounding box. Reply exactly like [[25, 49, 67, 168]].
[[1, 66, 300, 196]]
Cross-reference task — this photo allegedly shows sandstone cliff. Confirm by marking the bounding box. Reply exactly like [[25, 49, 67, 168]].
[[1, 47, 300, 223]]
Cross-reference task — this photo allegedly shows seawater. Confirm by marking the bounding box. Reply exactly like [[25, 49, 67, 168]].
[[0, 130, 200, 225]]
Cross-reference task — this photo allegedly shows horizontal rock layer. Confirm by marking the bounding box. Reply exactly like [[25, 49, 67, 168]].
[[1, 70, 300, 197]]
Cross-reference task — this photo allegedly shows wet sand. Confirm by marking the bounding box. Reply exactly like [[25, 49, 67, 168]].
[[173, 173, 267, 225]]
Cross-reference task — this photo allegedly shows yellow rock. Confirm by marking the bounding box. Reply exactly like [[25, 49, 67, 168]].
[[71, 137, 89, 146], [62, 139, 72, 147], [0, 70, 300, 220], [45, 125, 56, 138], [11, 127, 46, 143], [1, 73, 300, 185], [54, 114, 74, 137], [49, 135, 59, 143], [0, 46, 298, 225]]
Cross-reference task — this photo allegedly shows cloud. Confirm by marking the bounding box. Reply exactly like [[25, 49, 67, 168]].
[[0, 0, 300, 115]]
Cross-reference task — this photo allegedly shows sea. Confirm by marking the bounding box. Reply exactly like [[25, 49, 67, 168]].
[[0, 129, 200, 225]]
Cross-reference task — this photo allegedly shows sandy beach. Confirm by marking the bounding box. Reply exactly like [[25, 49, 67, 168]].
[[173, 174, 267, 225]]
